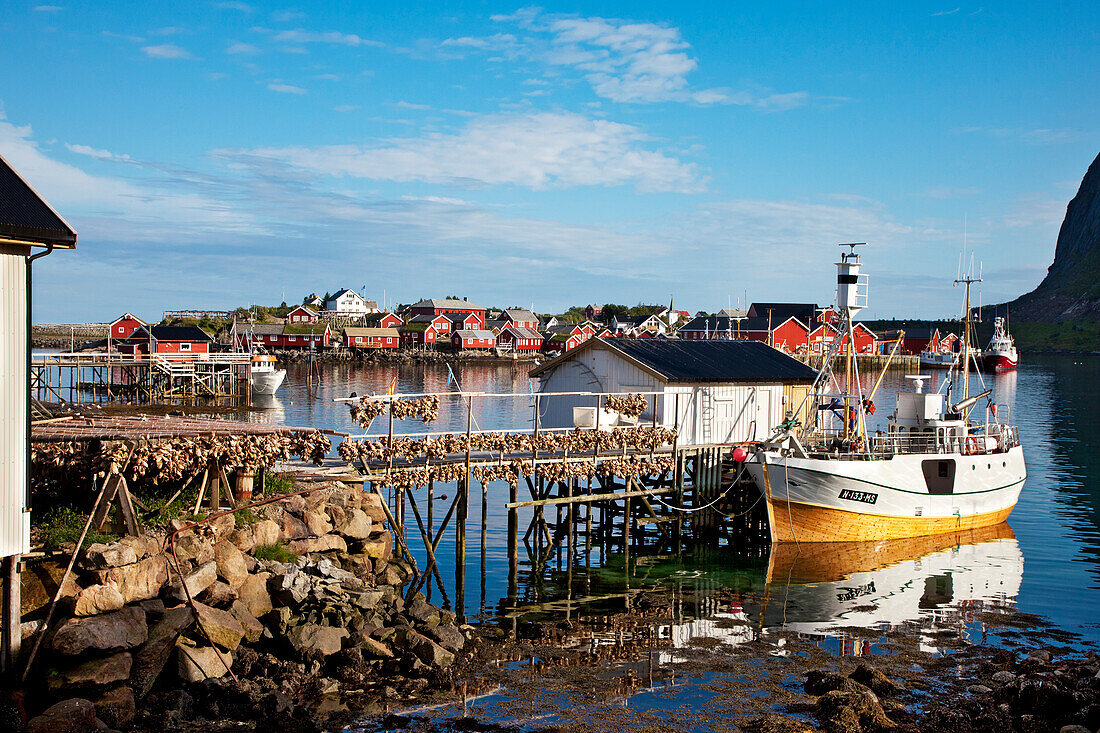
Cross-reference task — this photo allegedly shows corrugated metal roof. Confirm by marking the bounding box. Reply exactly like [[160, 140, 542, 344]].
[[410, 298, 484, 310], [150, 325, 213, 342], [531, 337, 816, 384], [0, 153, 77, 247], [503, 326, 542, 339], [747, 302, 817, 323], [454, 330, 496, 339], [343, 327, 399, 337]]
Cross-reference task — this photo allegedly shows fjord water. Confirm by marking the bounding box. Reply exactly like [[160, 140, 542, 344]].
[[250, 354, 1100, 643]]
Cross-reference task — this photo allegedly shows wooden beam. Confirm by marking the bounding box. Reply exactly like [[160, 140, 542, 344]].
[[506, 487, 670, 509]]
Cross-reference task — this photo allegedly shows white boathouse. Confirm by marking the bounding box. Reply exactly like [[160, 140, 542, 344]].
[[529, 338, 816, 445]]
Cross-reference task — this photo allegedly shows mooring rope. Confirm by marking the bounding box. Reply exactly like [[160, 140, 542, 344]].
[[649, 462, 758, 516]]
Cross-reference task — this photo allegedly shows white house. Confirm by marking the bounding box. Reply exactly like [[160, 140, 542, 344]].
[[325, 288, 370, 316], [610, 314, 667, 336], [528, 337, 816, 445]]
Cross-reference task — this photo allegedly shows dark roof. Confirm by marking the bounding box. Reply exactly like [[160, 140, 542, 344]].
[[0, 153, 77, 248], [747, 302, 817, 323], [445, 312, 478, 325], [362, 312, 400, 325], [150, 325, 213, 342], [531, 337, 816, 384], [901, 327, 938, 339]]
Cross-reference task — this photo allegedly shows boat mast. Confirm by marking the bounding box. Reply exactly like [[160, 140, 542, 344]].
[[836, 243, 867, 441], [954, 262, 981, 406]]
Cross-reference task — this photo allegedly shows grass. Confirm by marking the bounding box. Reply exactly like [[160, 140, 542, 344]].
[[253, 543, 298, 564], [264, 472, 297, 495], [39, 506, 117, 550]]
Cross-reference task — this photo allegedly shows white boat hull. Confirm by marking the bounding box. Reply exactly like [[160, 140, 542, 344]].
[[744, 445, 1026, 542], [250, 368, 286, 395]]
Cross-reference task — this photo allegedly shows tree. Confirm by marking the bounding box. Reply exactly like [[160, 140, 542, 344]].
[[601, 304, 630, 320]]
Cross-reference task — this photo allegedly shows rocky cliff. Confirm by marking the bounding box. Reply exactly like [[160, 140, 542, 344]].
[[1006, 151, 1100, 321]]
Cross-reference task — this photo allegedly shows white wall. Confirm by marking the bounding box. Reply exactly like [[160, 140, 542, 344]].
[[0, 247, 30, 557]]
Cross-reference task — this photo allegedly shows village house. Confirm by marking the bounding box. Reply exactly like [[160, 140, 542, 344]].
[[445, 312, 482, 333], [342, 327, 400, 350], [361, 312, 403, 329], [407, 298, 486, 326], [889, 327, 941, 355], [286, 305, 319, 324], [304, 295, 324, 309], [678, 315, 810, 351], [109, 313, 146, 341], [407, 313, 453, 335], [497, 325, 543, 352], [149, 325, 213, 356], [807, 322, 879, 354], [610, 314, 667, 336], [324, 288, 371, 316], [584, 304, 603, 321], [498, 309, 539, 329], [538, 315, 564, 330], [451, 329, 496, 350], [399, 322, 441, 348], [747, 302, 818, 326], [529, 338, 816, 445], [237, 324, 332, 350]]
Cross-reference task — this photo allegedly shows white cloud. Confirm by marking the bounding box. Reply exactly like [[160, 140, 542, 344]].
[[267, 82, 307, 94], [217, 111, 704, 192], [227, 41, 261, 55], [272, 29, 383, 47], [392, 101, 431, 110], [64, 143, 132, 162], [142, 44, 194, 59], [932, 8, 961, 16], [33, 5, 63, 11], [272, 10, 306, 22]]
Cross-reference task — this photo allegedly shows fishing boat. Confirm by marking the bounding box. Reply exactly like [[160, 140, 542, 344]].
[[249, 353, 286, 395], [982, 316, 1018, 372], [918, 348, 956, 369], [743, 244, 1026, 542]]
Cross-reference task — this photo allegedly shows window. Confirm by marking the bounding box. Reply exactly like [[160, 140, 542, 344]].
[[180, 342, 192, 352], [356, 337, 362, 344]]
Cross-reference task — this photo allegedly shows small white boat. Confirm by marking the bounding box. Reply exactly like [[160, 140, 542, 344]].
[[250, 354, 286, 395], [918, 349, 956, 369]]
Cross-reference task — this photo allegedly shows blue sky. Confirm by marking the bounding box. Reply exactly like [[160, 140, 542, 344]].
[[2, 1, 1097, 322]]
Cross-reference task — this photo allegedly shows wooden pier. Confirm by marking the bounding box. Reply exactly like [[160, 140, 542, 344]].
[[30, 352, 253, 404]]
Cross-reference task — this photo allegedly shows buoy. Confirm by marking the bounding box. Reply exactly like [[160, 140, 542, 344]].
[[732, 447, 747, 462]]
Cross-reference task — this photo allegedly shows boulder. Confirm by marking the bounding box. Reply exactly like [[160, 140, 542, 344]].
[[214, 541, 250, 589], [992, 671, 1017, 684], [406, 598, 442, 626], [71, 585, 124, 617], [131, 606, 194, 698], [270, 570, 311, 606], [192, 601, 245, 651], [361, 493, 387, 524], [424, 624, 466, 654], [805, 670, 871, 696], [287, 624, 348, 657], [83, 542, 138, 569], [176, 643, 232, 682], [226, 527, 254, 553], [95, 555, 168, 604], [404, 629, 454, 668], [173, 534, 214, 565], [377, 564, 404, 586], [359, 636, 394, 659], [276, 512, 311, 542], [250, 519, 281, 547], [118, 535, 162, 560], [359, 532, 393, 562], [850, 663, 902, 697], [287, 535, 347, 555], [815, 689, 894, 732], [167, 561, 217, 601], [26, 698, 98, 733], [235, 573, 273, 618], [302, 510, 333, 537], [229, 601, 264, 643], [209, 514, 236, 542], [47, 652, 132, 693], [335, 509, 373, 540], [49, 607, 147, 657], [198, 580, 238, 607], [91, 686, 135, 729]]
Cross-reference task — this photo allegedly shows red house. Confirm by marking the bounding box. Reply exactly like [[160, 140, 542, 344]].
[[400, 323, 441, 347], [498, 326, 543, 351], [499, 309, 539, 329], [544, 332, 584, 353], [896, 327, 940, 355], [451, 330, 496, 350], [407, 314, 453, 335], [343, 327, 400, 349], [445, 312, 482, 332], [109, 313, 146, 341], [407, 298, 485, 327], [809, 323, 878, 354], [150, 325, 213, 356], [287, 305, 319, 323], [584, 304, 603, 321], [362, 312, 403, 329], [236, 324, 332, 350]]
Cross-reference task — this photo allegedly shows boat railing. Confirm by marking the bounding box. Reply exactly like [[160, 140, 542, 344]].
[[804, 423, 1020, 458]]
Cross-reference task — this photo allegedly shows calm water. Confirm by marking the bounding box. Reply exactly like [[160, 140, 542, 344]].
[[239, 354, 1100, 645]]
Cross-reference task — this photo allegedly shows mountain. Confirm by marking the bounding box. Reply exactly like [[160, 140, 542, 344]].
[[1004, 151, 1100, 322]]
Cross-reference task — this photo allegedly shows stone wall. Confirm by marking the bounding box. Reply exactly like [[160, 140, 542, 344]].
[[19, 483, 472, 733]]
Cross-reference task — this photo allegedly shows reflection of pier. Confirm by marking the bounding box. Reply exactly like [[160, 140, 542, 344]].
[[31, 352, 252, 404]]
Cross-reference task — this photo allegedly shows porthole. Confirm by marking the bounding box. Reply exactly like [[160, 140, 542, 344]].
[[1003, 461, 1006, 467], [972, 465, 976, 470]]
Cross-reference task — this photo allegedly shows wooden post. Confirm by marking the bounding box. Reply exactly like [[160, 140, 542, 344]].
[[457, 394, 473, 622], [624, 496, 632, 584], [427, 478, 434, 603], [507, 477, 518, 602], [2, 556, 20, 678]]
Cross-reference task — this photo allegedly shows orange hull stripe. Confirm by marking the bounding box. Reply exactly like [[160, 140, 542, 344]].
[[766, 498, 1016, 543]]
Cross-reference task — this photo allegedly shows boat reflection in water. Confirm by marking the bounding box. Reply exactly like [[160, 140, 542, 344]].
[[653, 523, 1022, 660]]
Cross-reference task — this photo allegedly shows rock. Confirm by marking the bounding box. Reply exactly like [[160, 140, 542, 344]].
[[83, 542, 138, 569], [740, 714, 815, 733], [27, 698, 98, 733], [176, 643, 232, 682], [353, 589, 385, 611], [361, 493, 386, 524], [229, 601, 264, 643], [992, 671, 1017, 684], [192, 601, 245, 651], [173, 534, 214, 565], [335, 509, 372, 540], [130, 606, 193, 699], [358, 637, 394, 659], [118, 534, 162, 560], [167, 561, 217, 601], [209, 514, 236, 542], [968, 684, 993, 695], [1060, 726, 1092, 733], [138, 599, 166, 617], [816, 688, 893, 732], [849, 663, 901, 697], [424, 624, 466, 654], [404, 629, 454, 668], [1028, 649, 1053, 663], [302, 510, 333, 537], [360, 532, 393, 562], [47, 652, 132, 693], [198, 580, 238, 607], [287, 624, 348, 657], [276, 512, 311, 542], [805, 670, 870, 696], [226, 527, 254, 553], [95, 555, 168, 604], [71, 585, 125, 618], [265, 607, 292, 635], [287, 535, 347, 555], [250, 519, 281, 547], [214, 541, 250, 589], [91, 686, 134, 729], [50, 607, 147, 656], [377, 564, 404, 586], [235, 573, 273, 618], [406, 598, 442, 626], [270, 570, 311, 606]]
